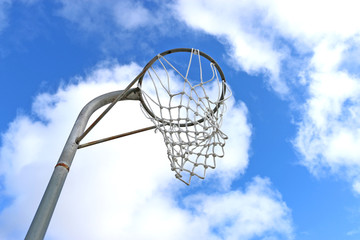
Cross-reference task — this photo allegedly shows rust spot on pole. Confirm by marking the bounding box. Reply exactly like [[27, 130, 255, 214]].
[[55, 163, 70, 172]]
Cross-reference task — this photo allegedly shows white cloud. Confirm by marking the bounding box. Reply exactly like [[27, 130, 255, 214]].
[[56, 0, 112, 31], [0, 0, 11, 33], [113, 1, 153, 29], [262, 0, 360, 47], [0, 61, 292, 239], [214, 98, 251, 188], [294, 42, 360, 192], [172, 0, 360, 95], [171, 0, 360, 195], [249, 0, 360, 194], [0, 0, 43, 35], [269, 0, 360, 193], [56, 0, 159, 31], [54, 0, 172, 53], [184, 177, 293, 240], [173, 0, 288, 94]]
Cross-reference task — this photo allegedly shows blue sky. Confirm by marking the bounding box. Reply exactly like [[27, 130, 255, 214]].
[[1, 1, 360, 239]]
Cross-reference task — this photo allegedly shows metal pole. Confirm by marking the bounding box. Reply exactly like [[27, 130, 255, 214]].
[[25, 88, 141, 240]]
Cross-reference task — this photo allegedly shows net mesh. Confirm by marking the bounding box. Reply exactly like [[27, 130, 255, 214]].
[[139, 49, 230, 185]]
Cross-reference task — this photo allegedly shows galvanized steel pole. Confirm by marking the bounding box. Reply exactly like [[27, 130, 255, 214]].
[[25, 88, 141, 240]]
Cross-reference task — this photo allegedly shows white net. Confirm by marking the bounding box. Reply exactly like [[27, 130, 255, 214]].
[[139, 49, 231, 185]]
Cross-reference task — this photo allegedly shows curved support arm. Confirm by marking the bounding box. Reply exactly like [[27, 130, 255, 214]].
[[25, 87, 141, 240]]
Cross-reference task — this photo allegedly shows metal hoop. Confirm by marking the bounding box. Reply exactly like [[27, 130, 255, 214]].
[[137, 48, 227, 127]]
